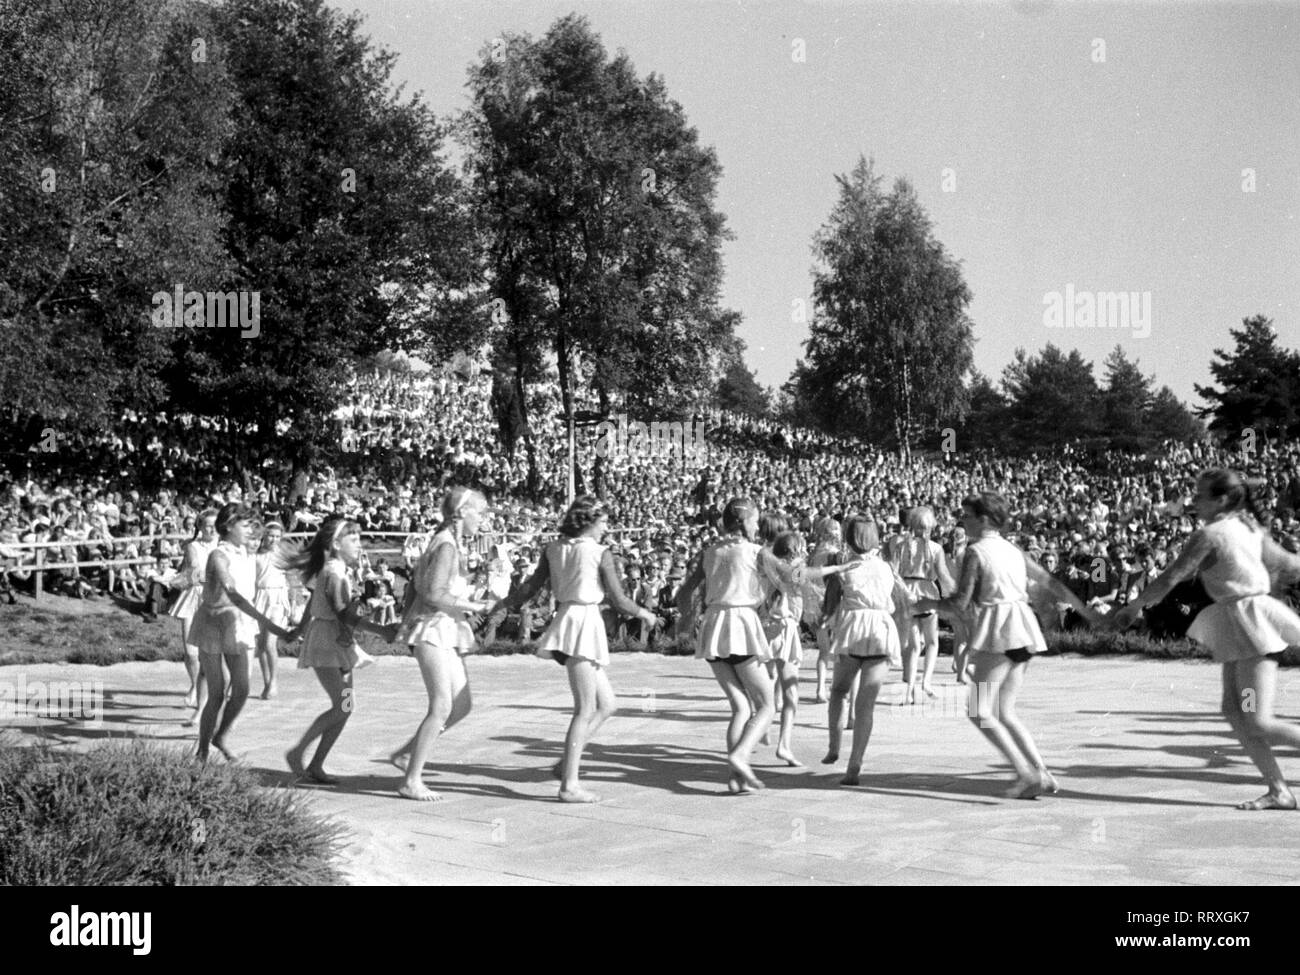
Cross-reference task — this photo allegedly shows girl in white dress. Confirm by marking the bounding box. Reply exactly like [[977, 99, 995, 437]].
[[763, 531, 809, 767], [1112, 469, 1300, 810], [822, 516, 912, 785], [253, 520, 291, 699], [892, 506, 956, 704], [169, 509, 217, 721], [806, 517, 842, 704], [285, 516, 385, 785], [486, 496, 659, 803], [917, 491, 1096, 799], [391, 488, 493, 801], [677, 498, 853, 793], [190, 504, 293, 762]]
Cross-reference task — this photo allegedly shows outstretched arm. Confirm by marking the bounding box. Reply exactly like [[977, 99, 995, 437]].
[[1026, 559, 1097, 623], [209, 550, 292, 639], [917, 549, 979, 617], [484, 556, 550, 625], [598, 552, 659, 627]]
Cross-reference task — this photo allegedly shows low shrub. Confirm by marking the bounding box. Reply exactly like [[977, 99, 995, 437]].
[[0, 742, 346, 885]]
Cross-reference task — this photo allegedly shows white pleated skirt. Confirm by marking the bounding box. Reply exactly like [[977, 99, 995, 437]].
[[1188, 595, 1300, 663], [536, 603, 609, 667], [697, 605, 771, 662], [831, 608, 901, 661], [764, 616, 802, 665], [254, 587, 292, 628], [969, 601, 1047, 655], [167, 585, 203, 621], [403, 613, 477, 656]]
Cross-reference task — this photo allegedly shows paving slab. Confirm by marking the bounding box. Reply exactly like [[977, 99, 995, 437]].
[[2, 652, 1299, 885]]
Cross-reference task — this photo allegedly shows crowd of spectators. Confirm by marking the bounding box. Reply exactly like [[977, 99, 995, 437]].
[[3, 362, 1299, 640]]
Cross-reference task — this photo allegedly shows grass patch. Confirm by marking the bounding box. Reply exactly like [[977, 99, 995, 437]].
[[0, 741, 346, 885], [0, 601, 181, 667]]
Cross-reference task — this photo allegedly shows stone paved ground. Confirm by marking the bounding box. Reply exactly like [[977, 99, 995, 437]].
[[4, 653, 1300, 885]]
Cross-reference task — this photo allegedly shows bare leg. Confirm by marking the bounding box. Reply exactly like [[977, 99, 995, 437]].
[[842, 658, 889, 785], [967, 653, 1037, 795], [919, 614, 940, 697], [815, 646, 829, 703], [996, 658, 1053, 792], [196, 654, 225, 761], [288, 666, 353, 785], [258, 629, 278, 698], [709, 659, 754, 792], [181, 620, 199, 704], [729, 657, 774, 791], [212, 651, 249, 760], [902, 621, 920, 704], [559, 659, 615, 803], [824, 656, 862, 765], [1229, 658, 1300, 810], [399, 643, 467, 800], [775, 660, 801, 766]]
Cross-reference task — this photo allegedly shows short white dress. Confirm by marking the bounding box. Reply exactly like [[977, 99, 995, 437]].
[[535, 536, 612, 667], [253, 551, 292, 629], [829, 554, 907, 662], [399, 530, 476, 655], [696, 537, 771, 662], [299, 558, 361, 669], [764, 571, 805, 666], [1186, 516, 1300, 663], [188, 541, 259, 656], [893, 536, 945, 617], [167, 538, 216, 622], [966, 534, 1047, 655]]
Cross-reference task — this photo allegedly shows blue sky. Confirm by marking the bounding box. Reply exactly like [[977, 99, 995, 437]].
[[335, 0, 1299, 405]]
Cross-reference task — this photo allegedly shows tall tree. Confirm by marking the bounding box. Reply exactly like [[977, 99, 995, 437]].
[[714, 338, 770, 417], [1195, 315, 1300, 441], [462, 15, 738, 496], [0, 0, 231, 456], [167, 0, 480, 481], [1101, 345, 1154, 449], [798, 157, 974, 458], [1148, 385, 1205, 443], [1001, 344, 1101, 447]]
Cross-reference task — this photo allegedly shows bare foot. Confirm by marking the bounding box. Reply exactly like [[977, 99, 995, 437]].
[[1039, 770, 1061, 795], [559, 787, 601, 803], [821, 750, 839, 765], [727, 754, 763, 791], [956, 674, 967, 685], [184, 688, 197, 707], [399, 782, 443, 802], [305, 767, 339, 785], [1005, 777, 1043, 800], [845, 718, 855, 730], [760, 730, 772, 746], [814, 690, 827, 704], [261, 685, 277, 700], [183, 710, 200, 728], [285, 748, 306, 777], [1235, 791, 1297, 811], [907, 685, 918, 705], [775, 746, 802, 767], [727, 776, 742, 793], [921, 684, 938, 699], [840, 765, 861, 786], [212, 738, 237, 763]]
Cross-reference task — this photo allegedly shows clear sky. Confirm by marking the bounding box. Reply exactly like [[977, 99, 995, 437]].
[[333, 0, 1299, 406]]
